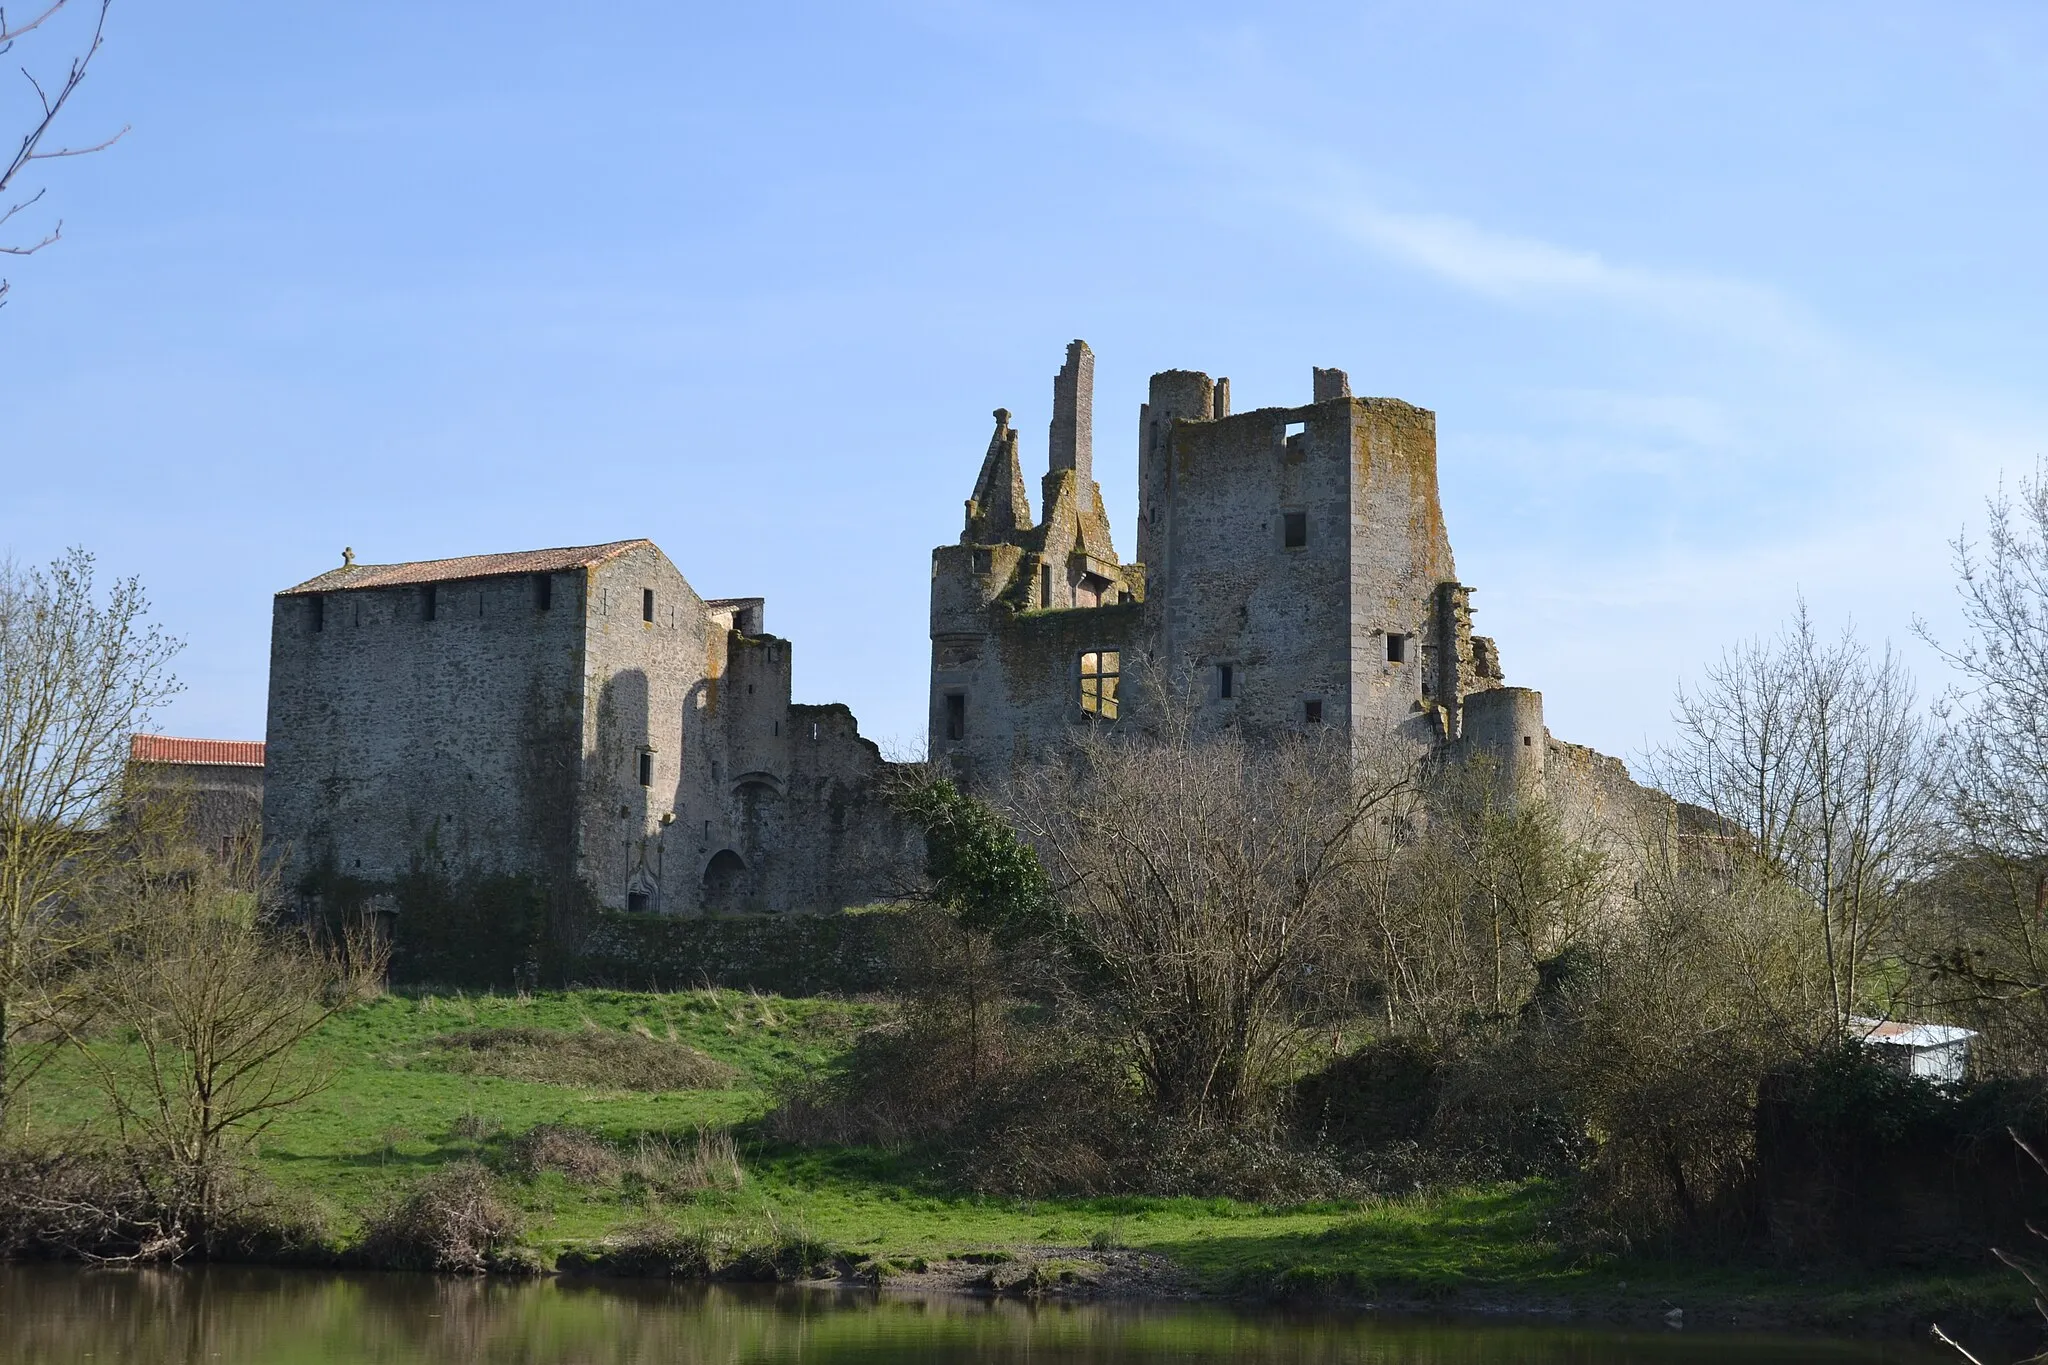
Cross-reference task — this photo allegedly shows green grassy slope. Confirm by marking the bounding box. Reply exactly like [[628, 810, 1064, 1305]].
[[10, 986, 2031, 1326]]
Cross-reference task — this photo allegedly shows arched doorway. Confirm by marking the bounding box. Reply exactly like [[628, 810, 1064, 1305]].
[[703, 849, 748, 915]]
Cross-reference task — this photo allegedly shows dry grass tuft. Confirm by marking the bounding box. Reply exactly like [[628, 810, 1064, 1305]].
[[502, 1124, 621, 1184]]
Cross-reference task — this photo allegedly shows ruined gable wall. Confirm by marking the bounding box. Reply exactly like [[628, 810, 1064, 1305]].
[[262, 569, 586, 889]]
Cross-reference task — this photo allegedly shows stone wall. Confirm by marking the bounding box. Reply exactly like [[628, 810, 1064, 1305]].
[[129, 761, 264, 854], [572, 906, 904, 995], [263, 568, 587, 889]]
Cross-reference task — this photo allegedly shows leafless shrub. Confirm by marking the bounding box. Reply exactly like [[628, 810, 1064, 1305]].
[[0, 1138, 327, 1263], [356, 1161, 524, 1274], [425, 1025, 735, 1092]]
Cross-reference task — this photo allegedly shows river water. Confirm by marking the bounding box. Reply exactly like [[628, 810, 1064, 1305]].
[[0, 1265, 1964, 1363]]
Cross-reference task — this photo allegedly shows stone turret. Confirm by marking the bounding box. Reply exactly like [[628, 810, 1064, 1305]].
[[1460, 686, 1547, 796]]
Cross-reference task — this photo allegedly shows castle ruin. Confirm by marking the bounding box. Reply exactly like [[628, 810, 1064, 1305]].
[[929, 341, 1664, 835], [259, 341, 1664, 926], [262, 540, 912, 916]]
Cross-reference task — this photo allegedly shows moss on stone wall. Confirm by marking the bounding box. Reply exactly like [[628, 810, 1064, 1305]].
[[571, 907, 905, 996]]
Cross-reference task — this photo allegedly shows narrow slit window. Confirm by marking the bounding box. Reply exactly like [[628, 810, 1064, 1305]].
[[1041, 563, 1054, 606], [310, 595, 325, 633], [809, 721, 821, 741], [945, 693, 965, 742], [535, 574, 553, 611], [1386, 632, 1406, 664], [1079, 650, 1120, 719], [1283, 512, 1308, 549], [643, 588, 655, 623], [423, 585, 438, 621], [1218, 662, 1234, 700], [1304, 698, 1324, 725], [638, 751, 653, 787]]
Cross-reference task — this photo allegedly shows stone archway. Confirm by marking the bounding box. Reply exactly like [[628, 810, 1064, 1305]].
[[702, 848, 748, 915]]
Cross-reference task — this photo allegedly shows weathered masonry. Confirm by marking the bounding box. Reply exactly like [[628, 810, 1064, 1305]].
[[264, 539, 911, 916], [930, 341, 1667, 834]]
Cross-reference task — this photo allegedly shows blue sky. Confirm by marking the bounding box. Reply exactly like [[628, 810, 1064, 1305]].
[[5, 1, 2044, 766]]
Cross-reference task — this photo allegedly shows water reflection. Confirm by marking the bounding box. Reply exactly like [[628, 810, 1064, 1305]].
[[0, 1265, 1953, 1364]]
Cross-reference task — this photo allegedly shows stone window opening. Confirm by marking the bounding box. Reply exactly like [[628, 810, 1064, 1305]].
[[1386, 632, 1407, 664], [1303, 698, 1324, 725], [1079, 650, 1120, 719], [773, 720, 780, 737], [945, 693, 965, 742], [423, 585, 438, 621], [309, 595, 324, 633], [1218, 662, 1234, 701], [534, 574, 552, 611], [638, 751, 653, 787], [1523, 735, 1533, 747], [1040, 562, 1054, 607], [642, 588, 655, 624], [809, 720, 821, 741], [1284, 420, 1306, 439], [1283, 512, 1308, 549], [971, 548, 992, 573]]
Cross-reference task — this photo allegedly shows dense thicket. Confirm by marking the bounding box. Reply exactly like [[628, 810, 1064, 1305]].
[[779, 470, 2048, 1260]]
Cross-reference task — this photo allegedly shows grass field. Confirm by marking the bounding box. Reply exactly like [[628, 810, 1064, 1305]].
[[10, 985, 2032, 1328]]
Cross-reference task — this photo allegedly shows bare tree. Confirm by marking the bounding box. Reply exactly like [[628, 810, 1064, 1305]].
[[1008, 691, 1412, 1125], [1, 0, 122, 308], [1919, 462, 2048, 862], [1653, 602, 1936, 1027], [1908, 466, 2048, 1065], [0, 548, 180, 1123], [69, 843, 385, 1244]]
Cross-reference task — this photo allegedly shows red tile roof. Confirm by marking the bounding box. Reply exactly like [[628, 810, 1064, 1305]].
[[278, 539, 652, 596], [130, 735, 266, 767]]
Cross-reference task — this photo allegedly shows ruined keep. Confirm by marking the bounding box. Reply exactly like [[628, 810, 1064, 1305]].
[[930, 341, 1666, 835], [263, 539, 911, 918]]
